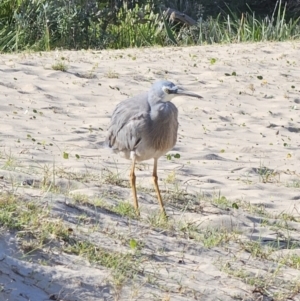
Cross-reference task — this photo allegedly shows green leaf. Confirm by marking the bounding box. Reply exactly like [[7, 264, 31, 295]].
[[174, 153, 181, 159], [232, 203, 239, 209], [63, 152, 69, 159], [257, 75, 263, 80], [75, 154, 80, 159], [210, 58, 217, 65], [129, 239, 137, 249], [162, 14, 177, 45]]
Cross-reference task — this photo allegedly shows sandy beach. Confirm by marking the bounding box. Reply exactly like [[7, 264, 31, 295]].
[[0, 41, 300, 301]]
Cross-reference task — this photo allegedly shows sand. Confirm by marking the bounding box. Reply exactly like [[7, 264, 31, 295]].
[[0, 41, 300, 301]]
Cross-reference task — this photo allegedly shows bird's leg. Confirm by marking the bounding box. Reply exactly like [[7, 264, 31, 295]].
[[152, 158, 167, 217], [130, 152, 139, 216]]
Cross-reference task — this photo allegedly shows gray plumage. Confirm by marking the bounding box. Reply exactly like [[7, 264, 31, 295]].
[[105, 80, 202, 216]]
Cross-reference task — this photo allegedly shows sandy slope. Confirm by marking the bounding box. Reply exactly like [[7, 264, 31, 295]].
[[0, 42, 300, 301]]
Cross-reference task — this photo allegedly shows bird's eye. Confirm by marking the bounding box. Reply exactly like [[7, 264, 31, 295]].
[[165, 89, 170, 94]]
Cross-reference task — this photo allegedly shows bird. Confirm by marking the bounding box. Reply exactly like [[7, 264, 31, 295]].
[[105, 80, 202, 216]]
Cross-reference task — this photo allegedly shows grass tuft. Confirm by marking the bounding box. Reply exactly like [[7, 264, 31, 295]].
[[51, 61, 68, 72]]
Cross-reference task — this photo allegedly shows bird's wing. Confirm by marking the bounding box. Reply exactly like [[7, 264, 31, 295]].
[[105, 93, 150, 152]]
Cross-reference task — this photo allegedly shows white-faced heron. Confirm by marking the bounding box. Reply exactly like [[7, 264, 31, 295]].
[[105, 80, 202, 216]]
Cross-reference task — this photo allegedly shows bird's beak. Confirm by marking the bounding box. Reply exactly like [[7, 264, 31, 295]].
[[175, 88, 203, 99]]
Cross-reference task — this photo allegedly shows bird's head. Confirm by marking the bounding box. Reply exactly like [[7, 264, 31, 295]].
[[150, 80, 202, 103]]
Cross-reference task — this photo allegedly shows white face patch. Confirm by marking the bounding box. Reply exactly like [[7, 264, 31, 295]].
[[161, 85, 178, 102]]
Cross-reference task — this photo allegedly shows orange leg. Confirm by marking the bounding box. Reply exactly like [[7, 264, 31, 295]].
[[130, 156, 139, 216], [152, 158, 167, 217]]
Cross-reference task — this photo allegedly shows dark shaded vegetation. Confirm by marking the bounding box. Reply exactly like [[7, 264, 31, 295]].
[[0, 0, 299, 51]]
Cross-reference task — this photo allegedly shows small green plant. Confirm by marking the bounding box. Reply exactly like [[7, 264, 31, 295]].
[[210, 58, 217, 64], [146, 212, 172, 229], [166, 153, 181, 160], [64, 240, 139, 287], [101, 168, 126, 187], [105, 69, 119, 79], [211, 192, 239, 210], [112, 202, 137, 219], [257, 165, 278, 183], [52, 61, 67, 72], [200, 228, 239, 248], [286, 180, 300, 188], [1, 150, 18, 170], [71, 193, 89, 204]]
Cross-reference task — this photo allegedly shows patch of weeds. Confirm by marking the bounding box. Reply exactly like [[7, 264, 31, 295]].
[[179, 221, 201, 240], [256, 165, 279, 183], [164, 180, 190, 204], [280, 253, 300, 269], [36, 219, 72, 245], [164, 170, 176, 184], [65, 240, 140, 287], [286, 180, 300, 188], [0, 193, 25, 230], [163, 182, 202, 213], [28, 164, 70, 195], [101, 168, 128, 187], [146, 212, 172, 230], [93, 198, 108, 208], [51, 61, 68, 72], [163, 172, 185, 200], [0, 192, 72, 252], [112, 201, 137, 219], [85, 62, 99, 79], [222, 260, 300, 301], [71, 193, 90, 204], [276, 212, 300, 222], [105, 69, 119, 79], [237, 199, 270, 217], [178, 220, 240, 247], [39, 180, 66, 195], [273, 221, 297, 234], [70, 194, 138, 220], [0, 192, 140, 287], [239, 240, 274, 260], [55, 168, 101, 183], [0, 190, 146, 297], [200, 227, 239, 248], [211, 194, 233, 210], [0, 150, 19, 170], [210, 193, 240, 211], [223, 264, 271, 291]]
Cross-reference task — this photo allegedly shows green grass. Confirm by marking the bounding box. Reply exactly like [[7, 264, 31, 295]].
[[51, 61, 68, 72], [0, 0, 299, 52], [1, 158, 300, 300], [64, 240, 140, 287], [0, 191, 140, 286]]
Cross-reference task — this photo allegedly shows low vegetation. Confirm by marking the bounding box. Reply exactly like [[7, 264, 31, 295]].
[[0, 0, 299, 52], [1, 148, 300, 299]]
